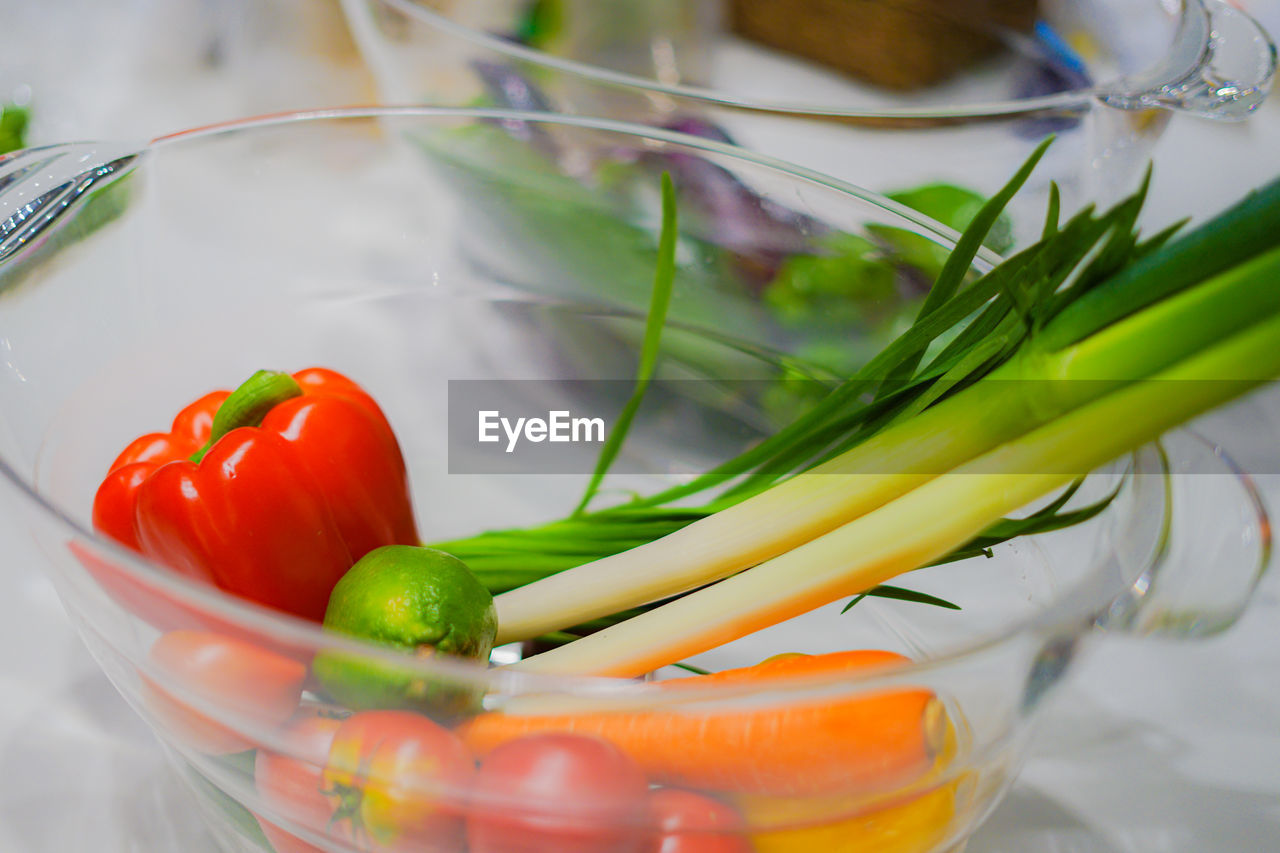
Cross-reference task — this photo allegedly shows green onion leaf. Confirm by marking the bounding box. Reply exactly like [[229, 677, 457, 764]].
[[573, 171, 678, 515]]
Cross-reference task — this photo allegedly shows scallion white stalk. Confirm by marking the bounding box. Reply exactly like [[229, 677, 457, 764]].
[[493, 245, 1280, 645], [513, 303, 1280, 675]]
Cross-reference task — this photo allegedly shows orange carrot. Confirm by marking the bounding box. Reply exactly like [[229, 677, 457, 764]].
[[459, 651, 942, 797]]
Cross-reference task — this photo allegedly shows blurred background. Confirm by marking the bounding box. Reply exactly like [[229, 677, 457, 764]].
[[1, 0, 1278, 849]]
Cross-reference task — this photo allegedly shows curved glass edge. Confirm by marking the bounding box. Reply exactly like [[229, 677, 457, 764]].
[[0, 109, 1265, 703], [355, 0, 1243, 120]]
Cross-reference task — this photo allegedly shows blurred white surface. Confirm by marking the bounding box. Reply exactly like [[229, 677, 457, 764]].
[[1, 1, 1278, 850]]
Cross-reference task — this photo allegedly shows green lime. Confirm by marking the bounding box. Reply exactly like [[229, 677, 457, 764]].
[[312, 545, 497, 715]]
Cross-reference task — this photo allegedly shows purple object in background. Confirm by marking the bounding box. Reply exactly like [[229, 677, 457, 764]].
[[472, 59, 560, 157], [660, 115, 737, 145], [652, 114, 828, 290], [472, 59, 830, 291]]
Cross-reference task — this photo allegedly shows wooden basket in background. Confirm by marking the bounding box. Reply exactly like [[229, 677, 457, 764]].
[[728, 0, 1039, 90]]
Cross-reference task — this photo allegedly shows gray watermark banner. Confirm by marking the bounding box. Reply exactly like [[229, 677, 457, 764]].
[[448, 379, 766, 474], [446, 379, 1280, 475]]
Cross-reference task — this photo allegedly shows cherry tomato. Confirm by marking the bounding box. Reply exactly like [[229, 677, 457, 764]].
[[142, 630, 306, 754], [323, 710, 474, 851], [649, 788, 753, 853], [254, 707, 350, 853], [467, 733, 650, 853]]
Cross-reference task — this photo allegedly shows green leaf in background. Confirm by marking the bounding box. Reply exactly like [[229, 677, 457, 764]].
[[763, 233, 898, 328], [870, 182, 1016, 285], [1, 103, 30, 154], [517, 0, 564, 48]]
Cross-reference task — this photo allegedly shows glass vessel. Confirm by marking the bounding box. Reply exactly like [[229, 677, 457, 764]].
[[0, 109, 1270, 853]]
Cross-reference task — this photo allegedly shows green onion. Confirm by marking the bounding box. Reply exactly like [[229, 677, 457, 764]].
[[517, 299, 1280, 676], [430, 151, 1280, 675], [573, 172, 677, 516]]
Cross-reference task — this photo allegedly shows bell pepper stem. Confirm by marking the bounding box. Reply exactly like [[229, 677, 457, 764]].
[[190, 370, 303, 463]]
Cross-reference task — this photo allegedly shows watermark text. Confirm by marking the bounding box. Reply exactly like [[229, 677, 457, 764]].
[[478, 410, 606, 453]]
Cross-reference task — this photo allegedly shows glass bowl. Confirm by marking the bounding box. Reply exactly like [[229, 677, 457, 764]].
[[339, 0, 1276, 246], [0, 109, 1270, 853]]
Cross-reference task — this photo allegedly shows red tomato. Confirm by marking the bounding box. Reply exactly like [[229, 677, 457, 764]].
[[649, 789, 753, 853], [255, 707, 350, 853], [142, 630, 306, 754], [467, 733, 650, 853], [323, 711, 475, 851]]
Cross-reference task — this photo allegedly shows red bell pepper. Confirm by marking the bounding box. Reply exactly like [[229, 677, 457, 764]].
[[93, 368, 419, 622]]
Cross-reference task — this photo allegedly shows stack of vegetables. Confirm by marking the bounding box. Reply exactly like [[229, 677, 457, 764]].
[[87, 149, 1280, 852]]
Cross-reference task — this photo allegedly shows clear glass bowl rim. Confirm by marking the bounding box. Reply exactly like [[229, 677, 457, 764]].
[[366, 0, 1208, 118], [0, 106, 1265, 701]]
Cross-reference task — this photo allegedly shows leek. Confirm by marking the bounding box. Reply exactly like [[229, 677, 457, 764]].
[[430, 155, 1280, 674], [516, 260, 1280, 675]]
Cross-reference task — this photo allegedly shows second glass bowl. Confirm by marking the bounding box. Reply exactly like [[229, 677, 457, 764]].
[[341, 0, 1277, 245]]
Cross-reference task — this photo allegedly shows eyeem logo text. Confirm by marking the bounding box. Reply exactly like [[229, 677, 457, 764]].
[[478, 410, 606, 453]]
